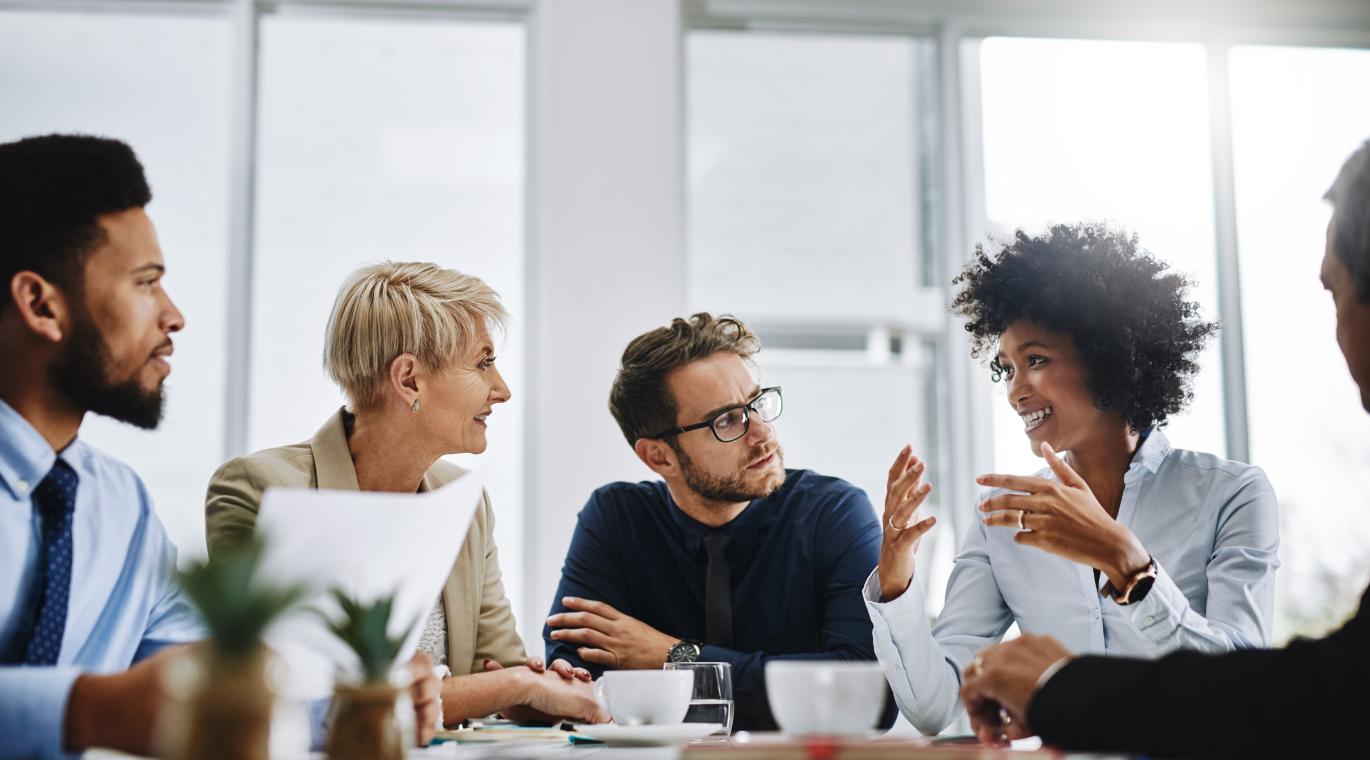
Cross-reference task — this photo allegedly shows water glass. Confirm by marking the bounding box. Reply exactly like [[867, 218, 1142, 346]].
[[663, 661, 734, 736]]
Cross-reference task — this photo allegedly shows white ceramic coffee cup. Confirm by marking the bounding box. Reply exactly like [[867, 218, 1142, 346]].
[[764, 661, 886, 735], [594, 670, 693, 726]]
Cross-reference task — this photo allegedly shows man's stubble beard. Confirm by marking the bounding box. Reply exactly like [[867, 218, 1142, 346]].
[[674, 441, 785, 505], [50, 303, 166, 430]]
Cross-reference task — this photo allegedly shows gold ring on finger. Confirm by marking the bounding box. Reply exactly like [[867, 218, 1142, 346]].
[[1017, 509, 1028, 531], [887, 515, 906, 533]]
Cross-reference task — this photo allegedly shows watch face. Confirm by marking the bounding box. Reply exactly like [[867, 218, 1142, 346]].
[[1129, 574, 1157, 603], [668, 641, 701, 663]]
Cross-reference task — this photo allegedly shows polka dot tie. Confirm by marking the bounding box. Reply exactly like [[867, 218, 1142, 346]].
[[22, 458, 78, 666]]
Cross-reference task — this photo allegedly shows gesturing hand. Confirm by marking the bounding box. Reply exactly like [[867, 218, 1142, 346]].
[[877, 445, 936, 602], [546, 597, 677, 670], [959, 634, 1072, 745], [977, 442, 1150, 589]]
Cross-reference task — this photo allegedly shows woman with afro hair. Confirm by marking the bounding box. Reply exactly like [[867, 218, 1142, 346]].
[[862, 223, 1280, 736]]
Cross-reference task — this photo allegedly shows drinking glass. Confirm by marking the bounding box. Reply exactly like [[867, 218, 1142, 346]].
[[663, 661, 734, 736]]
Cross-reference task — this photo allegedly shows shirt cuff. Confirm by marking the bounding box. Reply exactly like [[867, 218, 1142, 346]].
[[309, 696, 332, 751], [1034, 656, 1073, 692], [0, 666, 84, 759], [862, 566, 927, 615], [1114, 561, 1188, 645]]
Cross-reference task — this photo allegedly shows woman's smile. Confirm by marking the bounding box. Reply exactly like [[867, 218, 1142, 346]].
[[1021, 405, 1053, 432]]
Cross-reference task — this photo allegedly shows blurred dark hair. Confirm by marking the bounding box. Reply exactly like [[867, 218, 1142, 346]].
[[0, 134, 151, 306], [1325, 139, 1370, 302], [609, 313, 760, 446], [951, 223, 1219, 433]]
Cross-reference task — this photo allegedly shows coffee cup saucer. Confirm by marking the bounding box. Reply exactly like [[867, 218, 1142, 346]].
[[571, 723, 724, 746]]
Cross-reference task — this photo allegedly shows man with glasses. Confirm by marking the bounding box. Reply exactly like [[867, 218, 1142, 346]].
[[543, 313, 894, 730]]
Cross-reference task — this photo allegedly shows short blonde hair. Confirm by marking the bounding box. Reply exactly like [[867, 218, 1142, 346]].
[[324, 261, 507, 411]]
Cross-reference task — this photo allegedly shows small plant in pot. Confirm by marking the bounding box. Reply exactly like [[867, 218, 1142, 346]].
[[323, 590, 417, 760], [167, 537, 307, 760]]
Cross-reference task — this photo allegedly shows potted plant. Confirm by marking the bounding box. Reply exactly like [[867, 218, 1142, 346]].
[[322, 590, 416, 760], [166, 537, 307, 760]]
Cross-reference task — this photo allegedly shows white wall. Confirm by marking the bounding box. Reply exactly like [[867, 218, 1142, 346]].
[[522, 0, 686, 650]]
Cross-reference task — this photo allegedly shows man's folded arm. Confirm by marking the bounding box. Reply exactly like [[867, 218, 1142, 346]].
[[542, 502, 624, 674]]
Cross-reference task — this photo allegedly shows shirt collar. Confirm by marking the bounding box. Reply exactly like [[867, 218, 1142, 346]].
[[1128, 427, 1171, 476], [669, 470, 793, 556], [0, 397, 59, 500]]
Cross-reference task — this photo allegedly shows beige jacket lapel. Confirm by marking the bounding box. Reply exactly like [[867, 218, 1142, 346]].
[[309, 410, 361, 491], [305, 409, 524, 674]]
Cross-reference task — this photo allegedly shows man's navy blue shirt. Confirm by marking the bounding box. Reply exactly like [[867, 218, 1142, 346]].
[[544, 469, 895, 730]]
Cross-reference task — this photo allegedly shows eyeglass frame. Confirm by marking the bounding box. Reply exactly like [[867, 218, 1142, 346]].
[[648, 386, 783, 443]]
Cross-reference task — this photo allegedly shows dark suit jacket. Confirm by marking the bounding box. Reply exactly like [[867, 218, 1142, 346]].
[[1027, 585, 1369, 757]]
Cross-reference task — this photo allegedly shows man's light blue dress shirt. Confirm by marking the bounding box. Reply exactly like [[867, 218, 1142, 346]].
[[865, 430, 1280, 734], [0, 399, 201, 758]]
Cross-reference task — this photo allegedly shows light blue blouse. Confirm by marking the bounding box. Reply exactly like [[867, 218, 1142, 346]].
[[865, 430, 1279, 734]]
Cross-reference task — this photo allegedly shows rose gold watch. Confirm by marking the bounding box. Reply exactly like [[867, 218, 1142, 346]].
[[1101, 556, 1158, 605]]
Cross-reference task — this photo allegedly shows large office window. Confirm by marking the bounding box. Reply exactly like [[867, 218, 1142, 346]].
[[975, 37, 1227, 477], [251, 13, 528, 617], [0, 10, 234, 560], [1230, 45, 1370, 639], [0, 5, 526, 591], [687, 30, 950, 592]]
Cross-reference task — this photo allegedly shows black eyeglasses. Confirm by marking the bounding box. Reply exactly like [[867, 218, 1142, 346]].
[[651, 387, 783, 443]]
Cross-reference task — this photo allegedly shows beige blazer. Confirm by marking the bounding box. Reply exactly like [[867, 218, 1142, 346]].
[[204, 408, 527, 676]]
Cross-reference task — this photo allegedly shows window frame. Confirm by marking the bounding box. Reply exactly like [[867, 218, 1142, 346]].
[[686, 0, 1370, 548]]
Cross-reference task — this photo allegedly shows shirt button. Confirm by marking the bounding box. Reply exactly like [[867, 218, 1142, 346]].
[[1092, 608, 1102, 620], [14, 479, 28, 494]]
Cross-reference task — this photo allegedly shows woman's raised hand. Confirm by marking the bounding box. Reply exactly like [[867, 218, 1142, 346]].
[[877, 445, 936, 602]]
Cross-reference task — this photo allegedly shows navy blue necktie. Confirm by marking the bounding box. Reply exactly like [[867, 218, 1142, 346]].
[[23, 458, 78, 666]]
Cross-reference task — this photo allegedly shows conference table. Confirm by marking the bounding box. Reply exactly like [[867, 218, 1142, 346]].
[[86, 733, 1101, 759]]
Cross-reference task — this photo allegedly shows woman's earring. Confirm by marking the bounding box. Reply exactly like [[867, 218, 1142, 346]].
[[410, 399, 420, 414]]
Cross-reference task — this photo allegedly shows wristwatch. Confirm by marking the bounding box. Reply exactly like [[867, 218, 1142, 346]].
[[1101, 556, 1158, 605], [667, 639, 703, 663]]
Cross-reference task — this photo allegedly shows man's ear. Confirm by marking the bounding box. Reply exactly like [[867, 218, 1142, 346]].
[[7, 271, 69, 344], [634, 437, 678, 478]]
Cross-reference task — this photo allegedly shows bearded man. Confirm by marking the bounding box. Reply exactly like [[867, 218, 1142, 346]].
[[543, 313, 894, 731], [0, 135, 439, 758]]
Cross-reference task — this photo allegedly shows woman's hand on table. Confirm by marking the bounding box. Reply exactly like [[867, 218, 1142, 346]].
[[516, 667, 609, 724], [485, 655, 592, 683], [407, 651, 441, 746]]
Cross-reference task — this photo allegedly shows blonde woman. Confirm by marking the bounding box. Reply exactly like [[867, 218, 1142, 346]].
[[205, 262, 606, 726]]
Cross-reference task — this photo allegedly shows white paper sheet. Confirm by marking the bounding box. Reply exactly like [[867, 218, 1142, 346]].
[[254, 467, 485, 699]]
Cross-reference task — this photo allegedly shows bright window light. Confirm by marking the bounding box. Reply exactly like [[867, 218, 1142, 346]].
[[1231, 44, 1370, 640], [0, 10, 233, 561], [976, 37, 1225, 477]]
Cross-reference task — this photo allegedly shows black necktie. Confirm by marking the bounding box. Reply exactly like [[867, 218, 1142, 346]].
[[23, 459, 79, 665], [703, 530, 734, 648]]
